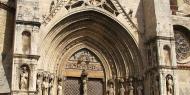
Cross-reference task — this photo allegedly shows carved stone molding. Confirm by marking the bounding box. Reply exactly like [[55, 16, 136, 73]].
[[14, 54, 40, 60], [41, 0, 140, 35]]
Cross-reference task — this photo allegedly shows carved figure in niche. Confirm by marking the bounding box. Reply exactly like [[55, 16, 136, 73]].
[[119, 84, 125, 95], [42, 76, 49, 95], [166, 75, 174, 95], [49, 75, 54, 95], [118, 79, 125, 95], [57, 78, 62, 95], [128, 78, 134, 95], [163, 46, 171, 66], [37, 73, 43, 95], [107, 82, 114, 95], [137, 82, 143, 95], [20, 66, 29, 90]]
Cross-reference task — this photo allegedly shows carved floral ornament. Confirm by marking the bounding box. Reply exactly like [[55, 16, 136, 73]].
[[64, 0, 105, 6], [63, 0, 118, 14], [184, 0, 190, 5], [43, 0, 119, 25]]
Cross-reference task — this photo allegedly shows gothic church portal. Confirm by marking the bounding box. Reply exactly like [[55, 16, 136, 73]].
[[0, 0, 190, 95]]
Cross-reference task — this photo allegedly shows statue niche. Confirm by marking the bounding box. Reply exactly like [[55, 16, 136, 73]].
[[137, 78, 144, 95], [107, 79, 114, 95], [42, 75, 50, 95], [119, 79, 125, 95], [36, 73, 43, 95], [128, 78, 134, 95], [166, 75, 174, 95], [163, 46, 172, 66], [22, 31, 31, 54], [19, 65, 29, 90], [49, 75, 54, 95], [57, 78, 63, 95]]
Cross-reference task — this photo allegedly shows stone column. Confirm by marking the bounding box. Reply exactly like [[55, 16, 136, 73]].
[[29, 64, 37, 92]]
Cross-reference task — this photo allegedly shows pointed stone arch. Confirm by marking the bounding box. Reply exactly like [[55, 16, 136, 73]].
[[38, 10, 143, 94]]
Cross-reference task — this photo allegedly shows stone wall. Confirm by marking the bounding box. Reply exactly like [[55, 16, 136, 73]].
[[177, 70, 190, 95], [143, 0, 157, 40], [0, 2, 15, 93]]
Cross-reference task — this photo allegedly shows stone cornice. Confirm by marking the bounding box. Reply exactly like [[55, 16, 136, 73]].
[[0, 1, 15, 12], [16, 20, 41, 27], [145, 36, 175, 45], [145, 65, 190, 74], [13, 54, 40, 60]]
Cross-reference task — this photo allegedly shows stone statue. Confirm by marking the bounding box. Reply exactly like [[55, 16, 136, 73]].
[[20, 66, 29, 90], [82, 77, 88, 95], [128, 78, 134, 95], [49, 76, 54, 95], [80, 69, 88, 95], [166, 75, 174, 95], [42, 76, 49, 95], [37, 73, 43, 95], [57, 79, 62, 95], [119, 84, 125, 95], [107, 83, 114, 95], [137, 83, 143, 95]]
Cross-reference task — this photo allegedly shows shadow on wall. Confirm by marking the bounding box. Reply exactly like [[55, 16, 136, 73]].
[[1, 0, 15, 93], [134, 0, 146, 70], [135, 0, 144, 34]]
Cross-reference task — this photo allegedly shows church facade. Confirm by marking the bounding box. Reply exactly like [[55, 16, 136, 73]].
[[0, 0, 190, 95]]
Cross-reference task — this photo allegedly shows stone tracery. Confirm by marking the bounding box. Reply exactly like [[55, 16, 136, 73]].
[[174, 30, 190, 62]]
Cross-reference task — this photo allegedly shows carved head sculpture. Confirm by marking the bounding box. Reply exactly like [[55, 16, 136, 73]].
[[166, 75, 173, 80], [58, 77, 62, 82], [119, 78, 124, 83], [43, 74, 49, 82], [22, 66, 27, 73], [81, 69, 88, 76], [128, 77, 133, 82], [37, 73, 43, 79], [49, 74, 54, 81], [108, 79, 114, 86]]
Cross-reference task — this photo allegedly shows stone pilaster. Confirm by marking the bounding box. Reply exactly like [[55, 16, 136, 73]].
[[153, 0, 179, 95], [12, 0, 40, 94], [144, 0, 179, 95]]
